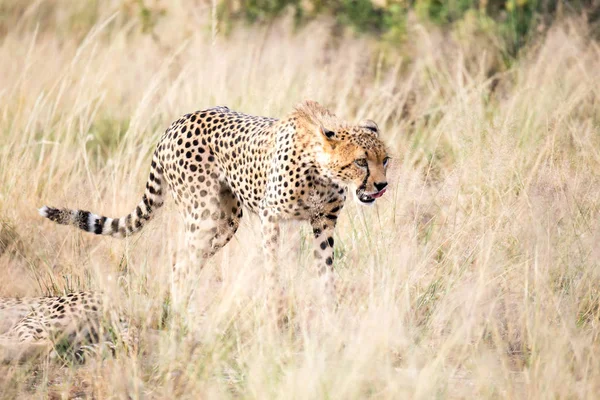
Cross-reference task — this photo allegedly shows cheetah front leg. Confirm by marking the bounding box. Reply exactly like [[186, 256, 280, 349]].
[[310, 208, 342, 300], [260, 211, 281, 290]]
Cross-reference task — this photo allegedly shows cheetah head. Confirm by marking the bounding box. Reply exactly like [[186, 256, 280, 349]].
[[317, 120, 390, 206]]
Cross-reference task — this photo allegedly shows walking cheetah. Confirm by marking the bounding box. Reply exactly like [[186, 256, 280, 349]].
[[39, 101, 390, 304]]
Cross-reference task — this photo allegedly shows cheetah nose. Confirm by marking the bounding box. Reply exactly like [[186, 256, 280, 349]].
[[374, 182, 388, 192]]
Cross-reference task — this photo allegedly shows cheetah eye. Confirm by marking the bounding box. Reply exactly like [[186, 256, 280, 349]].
[[383, 157, 390, 167], [354, 159, 368, 168]]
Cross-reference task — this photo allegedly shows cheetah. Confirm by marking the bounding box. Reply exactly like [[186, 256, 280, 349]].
[[39, 101, 390, 304], [0, 292, 135, 362]]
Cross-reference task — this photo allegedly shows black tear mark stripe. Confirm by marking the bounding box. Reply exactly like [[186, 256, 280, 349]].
[[360, 167, 370, 189]]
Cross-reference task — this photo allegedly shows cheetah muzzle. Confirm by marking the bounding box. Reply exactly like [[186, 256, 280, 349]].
[[356, 186, 387, 204]]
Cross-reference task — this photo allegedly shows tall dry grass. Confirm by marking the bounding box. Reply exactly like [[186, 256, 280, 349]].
[[0, 2, 600, 398]]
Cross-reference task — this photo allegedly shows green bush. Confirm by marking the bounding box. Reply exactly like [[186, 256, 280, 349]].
[[220, 0, 599, 57]]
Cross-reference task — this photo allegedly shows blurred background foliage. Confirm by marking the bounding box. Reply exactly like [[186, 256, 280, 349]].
[[219, 0, 600, 55], [1, 0, 599, 61]]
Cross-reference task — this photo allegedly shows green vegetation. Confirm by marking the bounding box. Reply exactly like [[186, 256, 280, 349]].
[[3, 0, 599, 59], [222, 0, 600, 56]]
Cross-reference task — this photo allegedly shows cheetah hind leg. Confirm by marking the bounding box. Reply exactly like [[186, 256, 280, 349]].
[[171, 180, 242, 311]]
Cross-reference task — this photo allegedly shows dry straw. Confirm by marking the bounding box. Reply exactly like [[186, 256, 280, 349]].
[[0, 2, 599, 398]]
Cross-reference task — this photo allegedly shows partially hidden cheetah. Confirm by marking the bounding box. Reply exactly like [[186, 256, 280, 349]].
[[39, 101, 390, 304], [0, 292, 135, 362]]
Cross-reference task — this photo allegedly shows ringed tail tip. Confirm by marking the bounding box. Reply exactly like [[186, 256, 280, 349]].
[[38, 206, 49, 218]]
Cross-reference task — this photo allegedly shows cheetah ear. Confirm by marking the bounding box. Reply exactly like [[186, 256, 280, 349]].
[[319, 125, 338, 141], [359, 120, 379, 135]]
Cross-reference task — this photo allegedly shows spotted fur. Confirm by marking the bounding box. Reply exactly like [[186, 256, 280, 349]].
[[39, 101, 390, 304], [0, 292, 135, 362]]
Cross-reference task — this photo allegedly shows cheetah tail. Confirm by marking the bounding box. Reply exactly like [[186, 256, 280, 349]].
[[38, 155, 165, 238]]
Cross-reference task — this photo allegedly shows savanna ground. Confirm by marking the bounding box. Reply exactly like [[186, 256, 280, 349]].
[[1, 1, 600, 398]]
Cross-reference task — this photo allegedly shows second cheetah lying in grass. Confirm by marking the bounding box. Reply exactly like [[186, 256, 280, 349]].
[[0, 291, 136, 363]]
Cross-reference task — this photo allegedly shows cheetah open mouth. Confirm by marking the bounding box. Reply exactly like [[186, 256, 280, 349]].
[[356, 188, 387, 204]]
